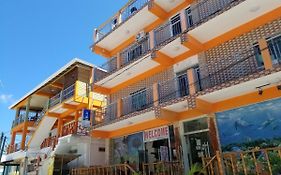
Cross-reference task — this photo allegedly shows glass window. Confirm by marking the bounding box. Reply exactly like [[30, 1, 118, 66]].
[[253, 44, 264, 68], [268, 35, 281, 64], [177, 74, 189, 97], [171, 14, 182, 37], [186, 7, 193, 28], [131, 89, 147, 111], [183, 117, 208, 133]]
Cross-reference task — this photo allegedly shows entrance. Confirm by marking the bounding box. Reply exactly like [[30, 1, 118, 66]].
[[182, 117, 212, 168]]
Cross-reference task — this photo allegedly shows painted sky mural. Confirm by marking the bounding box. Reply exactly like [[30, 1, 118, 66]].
[[216, 98, 281, 152]]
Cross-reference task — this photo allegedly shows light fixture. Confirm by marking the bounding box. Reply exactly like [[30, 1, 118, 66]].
[[249, 5, 260, 13], [277, 85, 281, 90], [257, 87, 263, 95]]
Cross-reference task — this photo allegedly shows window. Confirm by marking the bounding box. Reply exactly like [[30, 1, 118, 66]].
[[131, 89, 147, 112], [194, 66, 203, 91], [126, 44, 143, 63], [253, 44, 264, 68], [267, 35, 281, 64], [177, 73, 189, 97], [171, 14, 182, 37], [186, 7, 193, 28], [183, 117, 209, 134]]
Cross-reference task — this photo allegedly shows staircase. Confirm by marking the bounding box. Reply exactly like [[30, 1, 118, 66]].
[[28, 115, 57, 150]]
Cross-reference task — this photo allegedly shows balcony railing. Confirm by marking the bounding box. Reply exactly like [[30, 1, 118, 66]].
[[154, 14, 182, 47], [158, 74, 190, 104], [122, 87, 153, 116], [7, 143, 21, 154], [94, 36, 150, 82], [40, 136, 57, 149], [95, 0, 149, 43], [12, 113, 37, 128], [268, 33, 281, 66], [61, 121, 77, 137], [49, 84, 75, 109], [154, 0, 240, 47], [190, 0, 237, 28]]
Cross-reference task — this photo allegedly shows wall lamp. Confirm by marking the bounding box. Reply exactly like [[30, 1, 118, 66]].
[[256, 83, 270, 95]]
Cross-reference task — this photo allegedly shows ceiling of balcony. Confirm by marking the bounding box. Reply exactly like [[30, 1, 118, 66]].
[[97, 6, 157, 51], [160, 37, 190, 58], [155, 0, 186, 12], [189, 0, 281, 43], [94, 111, 156, 131], [198, 71, 281, 103], [95, 54, 159, 88]]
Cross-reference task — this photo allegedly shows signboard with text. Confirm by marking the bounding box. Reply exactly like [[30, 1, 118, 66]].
[[143, 126, 169, 142]]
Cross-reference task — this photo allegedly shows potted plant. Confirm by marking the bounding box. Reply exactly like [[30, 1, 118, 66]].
[[188, 163, 205, 175]]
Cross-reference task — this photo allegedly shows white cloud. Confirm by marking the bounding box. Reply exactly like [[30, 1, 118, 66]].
[[0, 94, 14, 104]]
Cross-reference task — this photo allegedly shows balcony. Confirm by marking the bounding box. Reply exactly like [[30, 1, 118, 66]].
[[7, 143, 21, 154], [93, 34, 281, 129], [40, 136, 57, 149], [94, 36, 157, 88], [93, 0, 187, 51], [155, 0, 281, 59], [12, 113, 37, 129], [47, 81, 89, 114], [92, 87, 155, 130]]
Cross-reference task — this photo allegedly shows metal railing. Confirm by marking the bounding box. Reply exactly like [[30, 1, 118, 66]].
[[71, 163, 137, 175], [158, 74, 190, 104], [49, 84, 75, 108], [198, 47, 261, 90], [268, 34, 281, 66], [202, 147, 281, 175], [122, 87, 154, 116], [121, 35, 150, 66], [7, 143, 21, 154], [190, 0, 237, 28], [154, 14, 182, 47], [95, 0, 149, 43], [143, 161, 184, 175], [94, 36, 150, 83], [12, 113, 37, 128]]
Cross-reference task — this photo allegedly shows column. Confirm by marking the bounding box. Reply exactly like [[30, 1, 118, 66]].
[[117, 99, 123, 118], [149, 30, 155, 50], [180, 9, 188, 32], [21, 97, 31, 150], [153, 83, 159, 106], [187, 68, 196, 95], [258, 38, 273, 70]]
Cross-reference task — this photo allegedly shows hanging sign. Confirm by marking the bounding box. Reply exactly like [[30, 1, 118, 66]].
[[77, 109, 91, 136], [143, 126, 169, 142]]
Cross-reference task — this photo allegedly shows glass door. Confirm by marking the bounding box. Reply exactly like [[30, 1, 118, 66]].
[[185, 131, 211, 165]]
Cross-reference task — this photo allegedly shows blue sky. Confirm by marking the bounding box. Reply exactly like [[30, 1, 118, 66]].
[[0, 0, 125, 141]]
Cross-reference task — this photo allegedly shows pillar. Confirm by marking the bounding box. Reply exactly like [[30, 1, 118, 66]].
[[57, 118, 63, 138], [180, 9, 188, 32], [153, 83, 159, 106], [116, 52, 122, 70], [21, 97, 31, 150], [149, 30, 155, 50], [187, 68, 196, 95], [74, 110, 79, 133], [208, 114, 220, 152], [117, 99, 123, 118], [258, 38, 273, 70]]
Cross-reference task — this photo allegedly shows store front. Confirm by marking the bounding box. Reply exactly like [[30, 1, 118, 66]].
[[110, 125, 180, 171]]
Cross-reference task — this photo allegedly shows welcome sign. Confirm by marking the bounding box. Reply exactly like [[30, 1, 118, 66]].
[[143, 126, 169, 142]]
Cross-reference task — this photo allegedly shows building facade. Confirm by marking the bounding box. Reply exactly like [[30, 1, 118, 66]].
[[2, 0, 281, 175]]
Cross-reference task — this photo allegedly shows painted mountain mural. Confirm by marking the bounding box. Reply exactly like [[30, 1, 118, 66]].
[[216, 97, 281, 152]]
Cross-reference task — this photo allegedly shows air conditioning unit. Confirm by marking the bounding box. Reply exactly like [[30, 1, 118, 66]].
[[136, 31, 146, 42]]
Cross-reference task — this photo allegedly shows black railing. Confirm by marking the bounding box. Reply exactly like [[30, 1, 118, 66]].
[[49, 84, 75, 108], [189, 0, 238, 29], [95, 0, 149, 43], [122, 87, 153, 116], [94, 36, 150, 83], [154, 14, 182, 47], [121, 35, 150, 66], [158, 74, 190, 104]]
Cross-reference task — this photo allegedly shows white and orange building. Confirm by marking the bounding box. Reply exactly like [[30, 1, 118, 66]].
[[2, 0, 281, 174]]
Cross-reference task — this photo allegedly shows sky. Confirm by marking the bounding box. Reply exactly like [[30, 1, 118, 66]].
[[0, 0, 125, 141]]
